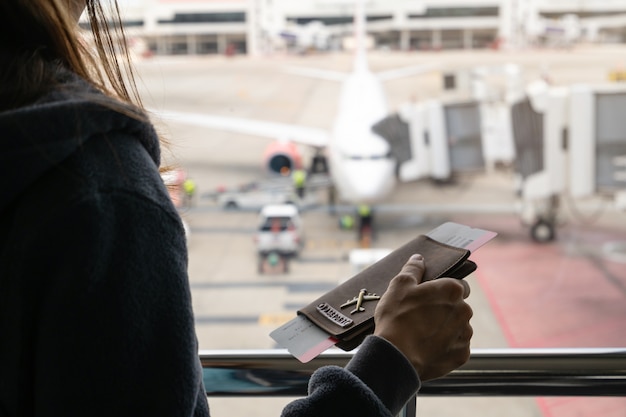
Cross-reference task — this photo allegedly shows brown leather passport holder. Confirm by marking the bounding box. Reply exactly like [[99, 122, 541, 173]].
[[297, 234, 477, 351]]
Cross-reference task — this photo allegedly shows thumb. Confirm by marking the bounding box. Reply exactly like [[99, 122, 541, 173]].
[[395, 253, 427, 285]]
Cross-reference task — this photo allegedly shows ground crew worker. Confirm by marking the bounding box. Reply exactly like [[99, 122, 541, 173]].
[[292, 169, 307, 199], [357, 204, 373, 241], [182, 177, 197, 207], [339, 214, 354, 230]]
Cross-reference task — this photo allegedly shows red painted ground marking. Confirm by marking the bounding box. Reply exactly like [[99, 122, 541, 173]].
[[537, 397, 626, 417], [452, 214, 626, 417]]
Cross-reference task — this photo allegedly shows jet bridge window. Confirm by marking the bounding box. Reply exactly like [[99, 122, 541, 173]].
[[595, 92, 626, 190]]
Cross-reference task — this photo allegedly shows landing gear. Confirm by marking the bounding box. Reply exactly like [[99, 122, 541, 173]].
[[522, 195, 559, 243], [310, 152, 329, 174], [530, 218, 556, 243]]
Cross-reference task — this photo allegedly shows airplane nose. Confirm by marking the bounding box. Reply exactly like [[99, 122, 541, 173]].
[[342, 160, 395, 202]]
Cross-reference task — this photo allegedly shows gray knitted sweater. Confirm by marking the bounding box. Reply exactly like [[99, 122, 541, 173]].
[[0, 72, 419, 417]]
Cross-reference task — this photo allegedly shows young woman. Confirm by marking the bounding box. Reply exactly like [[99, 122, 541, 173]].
[[0, 1, 473, 416]]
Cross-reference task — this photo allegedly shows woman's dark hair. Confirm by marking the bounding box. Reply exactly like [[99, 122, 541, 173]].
[[0, 0, 143, 115]]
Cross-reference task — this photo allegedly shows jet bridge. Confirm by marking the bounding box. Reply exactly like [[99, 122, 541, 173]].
[[376, 98, 488, 183], [510, 81, 626, 242], [569, 84, 626, 201]]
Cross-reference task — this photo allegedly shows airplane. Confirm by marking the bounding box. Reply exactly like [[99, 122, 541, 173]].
[[151, 0, 439, 213], [340, 288, 380, 314]]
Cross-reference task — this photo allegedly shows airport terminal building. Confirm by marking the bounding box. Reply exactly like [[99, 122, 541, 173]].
[[114, 0, 626, 56]]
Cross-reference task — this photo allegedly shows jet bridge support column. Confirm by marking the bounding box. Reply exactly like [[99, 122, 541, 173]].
[[463, 29, 473, 49], [217, 34, 228, 55], [400, 29, 410, 51], [432, 29, 442, 50], [187, 34, 198, 55]]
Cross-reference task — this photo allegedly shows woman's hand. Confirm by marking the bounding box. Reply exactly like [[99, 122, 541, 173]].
[[373, 254, 473, 381]]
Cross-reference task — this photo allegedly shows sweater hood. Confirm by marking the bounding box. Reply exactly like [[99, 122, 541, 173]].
[[0, 73, 160, 214]]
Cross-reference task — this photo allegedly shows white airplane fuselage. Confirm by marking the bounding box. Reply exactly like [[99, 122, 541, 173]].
[[154, 0, 403, 207], [328, 65, 396, 204]]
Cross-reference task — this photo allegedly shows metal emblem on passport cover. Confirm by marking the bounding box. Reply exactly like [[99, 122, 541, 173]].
[[340, 288, 381, 315], [316, 288, 380, 327], [316, 303, 354, 328]]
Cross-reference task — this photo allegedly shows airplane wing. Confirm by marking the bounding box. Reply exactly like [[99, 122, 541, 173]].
[[362, 295, 380, 300], [341, 298, 358, 307], [151, 109, 330, 148], [283, 66, 347, 82], [283, 62, 440, 83], [376, 62, 441, 81]]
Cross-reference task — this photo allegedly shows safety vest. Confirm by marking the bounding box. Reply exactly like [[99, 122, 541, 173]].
[[183, 178, 196, 195], [358, 205, 371, 217], [292, 170, 306, 187]]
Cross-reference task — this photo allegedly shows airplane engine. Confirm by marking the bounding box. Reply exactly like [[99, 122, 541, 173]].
[[262, 140, 303, 176]]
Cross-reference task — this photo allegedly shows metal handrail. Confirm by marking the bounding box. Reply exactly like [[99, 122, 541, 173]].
[[200, 347, 626, 397]]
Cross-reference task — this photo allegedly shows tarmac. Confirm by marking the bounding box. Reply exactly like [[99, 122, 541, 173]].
[[134, 45, 626, 417]]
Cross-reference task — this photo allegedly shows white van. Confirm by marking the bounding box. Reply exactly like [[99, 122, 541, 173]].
[[253, 204, 305, 257]]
